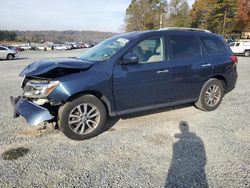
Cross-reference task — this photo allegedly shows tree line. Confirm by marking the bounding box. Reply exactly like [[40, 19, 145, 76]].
[[1, 0, 249, 42], [125, 0, 250, 36], [0, 31, 17, 41], [0, 30, 115, 43]]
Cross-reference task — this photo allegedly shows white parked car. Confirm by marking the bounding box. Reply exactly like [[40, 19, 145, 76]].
[[20, 45, 32, 50], [36, 46, 46, 51], [230, 40, 250, 57], [53, 45, 67, 50], [0, 45, 17, 60]]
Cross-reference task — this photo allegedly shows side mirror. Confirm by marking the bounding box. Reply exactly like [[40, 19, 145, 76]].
[[121, 53, 139, 65]]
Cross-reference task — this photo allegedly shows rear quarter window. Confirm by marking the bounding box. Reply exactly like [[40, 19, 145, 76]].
[[200, 36, 226, 54]]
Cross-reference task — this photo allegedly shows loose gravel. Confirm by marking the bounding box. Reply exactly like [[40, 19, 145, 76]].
[[0, 50, 249, 187]]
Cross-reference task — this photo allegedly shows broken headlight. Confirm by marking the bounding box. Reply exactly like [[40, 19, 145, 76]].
[[23, 80, 60, 98]]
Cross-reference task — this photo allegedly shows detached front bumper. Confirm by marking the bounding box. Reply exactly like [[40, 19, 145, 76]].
[[10, 96, 54, 126]]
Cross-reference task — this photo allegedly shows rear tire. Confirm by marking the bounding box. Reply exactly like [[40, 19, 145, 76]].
[[195, 78, 225, 111], [244, 51, 250, 57], [58, 95, 107, 140], [7, 54, 14, 60]]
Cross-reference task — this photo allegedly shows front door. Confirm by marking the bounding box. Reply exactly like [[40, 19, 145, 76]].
[[231, 42, 241, 53], [0, 47, 7, 59], [113, 36, 172, 114]]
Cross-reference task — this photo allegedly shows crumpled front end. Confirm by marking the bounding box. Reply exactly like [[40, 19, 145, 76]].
[[11, 96, 54, 126], [10, 57, 94, 126]]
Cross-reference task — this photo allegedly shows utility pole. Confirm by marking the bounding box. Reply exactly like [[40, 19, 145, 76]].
[[222, 10, 227, 35], [160, 13, 163, 28]]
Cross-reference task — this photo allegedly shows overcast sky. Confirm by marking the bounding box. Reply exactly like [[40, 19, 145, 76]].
[[0, 0, 195, 32]]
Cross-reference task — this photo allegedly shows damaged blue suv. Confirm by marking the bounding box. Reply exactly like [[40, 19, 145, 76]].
[[11, 28, 238, 140]]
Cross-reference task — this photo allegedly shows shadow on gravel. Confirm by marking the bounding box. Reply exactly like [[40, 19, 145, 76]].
[[0, 58, 29, 61], [12, 58, 29, 61], [2, 147, 30, 160], [165, 121, 208, 188], [103, 117, 120, 132]]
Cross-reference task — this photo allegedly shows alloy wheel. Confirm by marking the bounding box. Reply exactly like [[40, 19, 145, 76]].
[[68, 103, 100, 135], [205, 84, 221, 107]]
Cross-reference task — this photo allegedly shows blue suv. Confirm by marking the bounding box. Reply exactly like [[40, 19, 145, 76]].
[[11, 28, 238, 140]]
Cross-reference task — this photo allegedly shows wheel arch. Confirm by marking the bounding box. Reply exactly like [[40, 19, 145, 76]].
[[66, 90, 114, 117], [244, 49, 250, 56], [7, 53, 15, 58], [211, 75, 227, 91]]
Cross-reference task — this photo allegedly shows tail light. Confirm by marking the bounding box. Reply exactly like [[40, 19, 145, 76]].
[[230, 56, 238, 65]]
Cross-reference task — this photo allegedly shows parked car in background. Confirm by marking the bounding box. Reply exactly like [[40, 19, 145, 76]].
[[0, 45, 17, 60], [35, 45, 46, 51], [10, 44, 25, 52], [11, 28, 238, 140], [20, 45, 32, 50], [53, 44, 68, 50], [84, 43, 92, 48], [6, 45, 18, 52], [66, 44, 73, 50], [230, 40, 250, 57]]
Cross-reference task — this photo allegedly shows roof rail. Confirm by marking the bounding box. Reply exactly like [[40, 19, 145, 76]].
[[158, 27, 212, 33]]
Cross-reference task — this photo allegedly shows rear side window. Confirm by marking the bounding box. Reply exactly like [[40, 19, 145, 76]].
[[169, 35, 201, 59], [200, 36, 226, 54], [0, 47, 6, 50]]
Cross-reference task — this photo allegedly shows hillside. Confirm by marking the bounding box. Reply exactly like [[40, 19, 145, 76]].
[[0, 30, 117, 43]]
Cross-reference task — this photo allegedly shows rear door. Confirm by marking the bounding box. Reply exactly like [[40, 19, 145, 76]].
[[242, 42, 250, 53], [199, 35, 235, 86], [168, 34, 212, 103]]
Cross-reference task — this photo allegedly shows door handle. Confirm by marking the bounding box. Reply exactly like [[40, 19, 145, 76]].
[[157, 69, 169, 74], [202, 63, 211, 67]]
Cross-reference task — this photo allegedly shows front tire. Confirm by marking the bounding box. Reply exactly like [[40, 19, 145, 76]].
[[7, 54, 14, 60], [58, 95, 107, 140], [195, 78, 225, 111]]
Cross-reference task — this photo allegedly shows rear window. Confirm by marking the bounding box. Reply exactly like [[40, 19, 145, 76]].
[[169, 35, 201, 59], [200, 36, 226, 54]]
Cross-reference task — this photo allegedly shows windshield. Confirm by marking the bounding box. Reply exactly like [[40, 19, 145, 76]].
[[79, 37, 130, 61], [229, 43, 235, 47]]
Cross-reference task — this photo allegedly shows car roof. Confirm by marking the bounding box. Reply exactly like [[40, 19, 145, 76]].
[[115, 29, 221, 41], [0, 45, 8, 48]]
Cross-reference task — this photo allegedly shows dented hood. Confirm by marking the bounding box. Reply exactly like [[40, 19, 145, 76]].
[[19, 58, 93, 77]]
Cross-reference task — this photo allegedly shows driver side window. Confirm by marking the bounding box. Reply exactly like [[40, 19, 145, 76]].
[[129, 37, 164, 64]]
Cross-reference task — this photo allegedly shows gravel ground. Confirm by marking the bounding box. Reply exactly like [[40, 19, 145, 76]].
[[0, 50, 249, 187]]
